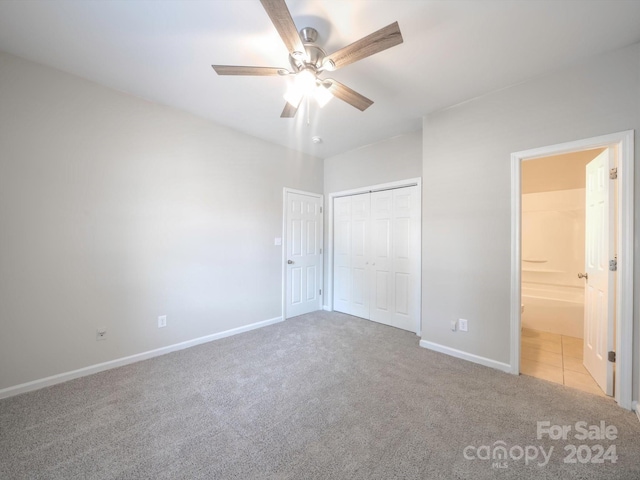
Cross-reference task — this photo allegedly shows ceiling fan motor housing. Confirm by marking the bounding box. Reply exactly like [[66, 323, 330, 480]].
[[212, 0, 402, 118], [300, 27, 318, 43], [289, 27, 327, 72]]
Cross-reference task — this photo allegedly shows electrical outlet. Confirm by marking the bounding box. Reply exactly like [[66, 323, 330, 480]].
[[96, 328, 107, 341], [451, 320, 457, 332], [459, 318, 468, 332], [158, 315, 167, 328]]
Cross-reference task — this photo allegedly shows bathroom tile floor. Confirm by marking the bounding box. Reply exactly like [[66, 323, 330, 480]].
[[520, 328, 605, 397]]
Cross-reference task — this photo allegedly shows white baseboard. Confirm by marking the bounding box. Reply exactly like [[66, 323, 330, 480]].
[[0, 316, 283, 400], [323, 305, 331, 311], [419, 339, 511, 373], [633, 401, 640, 423]]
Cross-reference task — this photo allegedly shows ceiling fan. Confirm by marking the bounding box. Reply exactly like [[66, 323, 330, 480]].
[[212, 0, 403, 118]]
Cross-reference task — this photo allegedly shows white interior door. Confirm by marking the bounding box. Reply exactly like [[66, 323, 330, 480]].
[[370, 190, 393, 324], [333, 196, 352, 315], [583, 149, 614, 395], [333, 186, 420, 332], [370, 187, 420, 331], [391, 186, 420, 331], [351, 194, 371, 318], [285, 191, 323, 319], [333, 194, 370, 319]]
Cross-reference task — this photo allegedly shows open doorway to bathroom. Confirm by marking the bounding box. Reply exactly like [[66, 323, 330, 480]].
[[510, 130, 634, 410], [519, 148, 608, 396]]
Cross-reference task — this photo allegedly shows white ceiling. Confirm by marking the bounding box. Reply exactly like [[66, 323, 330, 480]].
[[1, 1, 640, 158]]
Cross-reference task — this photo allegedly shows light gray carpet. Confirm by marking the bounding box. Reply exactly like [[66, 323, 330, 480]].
[[1, 311, 639, 479]]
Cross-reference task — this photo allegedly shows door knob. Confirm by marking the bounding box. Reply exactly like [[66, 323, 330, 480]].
[[287, 260, 294, 264], [578, 272, 588, 280]]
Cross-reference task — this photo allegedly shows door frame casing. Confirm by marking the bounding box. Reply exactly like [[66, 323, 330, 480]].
[[326, 177, 422, 334], [282, 188, 324, 321], [510, 130, 634, 409]]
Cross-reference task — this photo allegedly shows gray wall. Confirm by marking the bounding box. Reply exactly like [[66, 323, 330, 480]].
[[422, 43, 640, 398], [0, 51, 322, 390], [323, 131, 422, 194], [322, 131, 423, 306]]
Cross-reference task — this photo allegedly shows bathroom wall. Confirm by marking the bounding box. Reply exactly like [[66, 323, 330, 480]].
[[521, 188, 585, 337]]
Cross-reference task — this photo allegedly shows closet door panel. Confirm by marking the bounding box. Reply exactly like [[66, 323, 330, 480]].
[[395, 272, 410, 316], [390, 186, 420, 331], [333, 196, 353, 315], [350, 194, 370, 318], [333, 194, 370, 319], [370, 190, 393, 325], [333, 185, 420, 332]]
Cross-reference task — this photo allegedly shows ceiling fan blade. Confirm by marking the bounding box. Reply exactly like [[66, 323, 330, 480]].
[[325, 80, 373, 111], [324, 21, 403, 70], [260, 0, 306, 58], [281, 99, 300, 118], [212, 65, 287, 76]]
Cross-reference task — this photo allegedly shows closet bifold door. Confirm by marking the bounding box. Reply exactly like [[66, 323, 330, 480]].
[[369, 186, 420, 331], [333, 193, 370, 318], [333, 185, 419, 332], [370, 190, 392, 324]]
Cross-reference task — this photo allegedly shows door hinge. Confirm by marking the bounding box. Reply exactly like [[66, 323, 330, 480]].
[[319, 248, 322, 254], [319, 289, 322, 296], [608, 351, 616, 363], [609, 257, 617, 271], [319, 206, 323, 213], [609, 168, 617, 180]]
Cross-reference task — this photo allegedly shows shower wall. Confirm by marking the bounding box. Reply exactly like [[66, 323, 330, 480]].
[[521, 188, 585, 337]]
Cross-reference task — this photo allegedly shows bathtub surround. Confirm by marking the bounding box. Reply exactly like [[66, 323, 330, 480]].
[[521, 290, 584, 339], [521, 188, 586, 338]]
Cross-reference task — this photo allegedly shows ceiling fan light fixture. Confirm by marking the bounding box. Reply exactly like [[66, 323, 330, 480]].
[[212, 1, 402, 118], [315, 83, 333, 108], [284, 68, 317, 106], [296, 69, 317, 95]]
